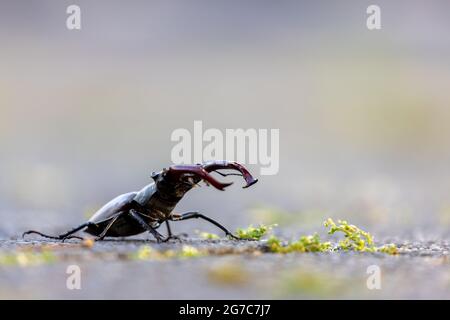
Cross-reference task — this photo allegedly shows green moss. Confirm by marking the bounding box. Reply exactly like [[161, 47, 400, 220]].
[[264, 219, 398, 255], [198, 231, 220, 240], [133, 245, 155, 260], [179, 245, 204, 258], [267, 234, 331, 253], [324, 218, 375, 252], [236, 224, 277, 240], [130, 245, 205, 261], [207, 263, 248, 286], [324, 218, 398, 254], [0, 250, 56, 267], [377, 243, 399, 255]]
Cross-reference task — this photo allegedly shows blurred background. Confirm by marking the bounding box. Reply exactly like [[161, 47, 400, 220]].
[[1, 0, 450, 240]]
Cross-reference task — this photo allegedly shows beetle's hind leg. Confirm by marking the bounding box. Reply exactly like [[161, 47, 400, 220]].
[[128, 209, 167, 243], [22, 222, 94, 241], [95, 214, 122, 241]]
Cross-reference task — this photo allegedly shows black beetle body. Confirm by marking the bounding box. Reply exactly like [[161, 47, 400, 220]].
[[23, 160, 258, 242]]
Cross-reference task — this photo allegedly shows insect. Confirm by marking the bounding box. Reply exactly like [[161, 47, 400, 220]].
[[23, 160, 258, 242]]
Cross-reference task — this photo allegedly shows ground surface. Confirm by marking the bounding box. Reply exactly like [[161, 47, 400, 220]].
[[1, 236, 449, 299]]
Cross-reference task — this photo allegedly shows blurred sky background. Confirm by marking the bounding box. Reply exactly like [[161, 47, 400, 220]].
[[1, 0, 450, 239]]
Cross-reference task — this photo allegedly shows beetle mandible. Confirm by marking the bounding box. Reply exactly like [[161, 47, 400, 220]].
[[23, 160, 258, 242]]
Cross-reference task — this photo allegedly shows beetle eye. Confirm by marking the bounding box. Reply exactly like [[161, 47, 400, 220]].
[[151, 171, 161, 180]]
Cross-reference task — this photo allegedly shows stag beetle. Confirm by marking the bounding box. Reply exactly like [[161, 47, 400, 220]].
[[23, 160, 258, 242]]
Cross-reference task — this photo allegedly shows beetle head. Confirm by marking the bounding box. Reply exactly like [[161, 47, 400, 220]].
[[152, 168, 199, 198]]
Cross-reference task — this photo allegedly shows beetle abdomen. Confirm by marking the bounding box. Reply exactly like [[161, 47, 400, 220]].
[[88, 192, 137, 224], [85, 214, 147, 237]]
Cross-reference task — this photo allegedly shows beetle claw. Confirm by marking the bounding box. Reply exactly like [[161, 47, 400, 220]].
[[167, 161, 258, 191], [165, 233, 188, 242], [153, 234, 168, 243], [201, 161, 258, 189], [61, 235, 84, 242], [227, 233, 241, 240]]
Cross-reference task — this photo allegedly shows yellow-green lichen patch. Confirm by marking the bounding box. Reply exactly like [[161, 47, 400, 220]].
[[207, 263, 249, 286], [267, 233, 332, 253], [324, 218, 375, 252], [236, 224, 277, 240], [262, 219, 398, 255], [377, 243, 399, 255], [198, 231, 220, 240], [179, 245, 204, 258], [324, 218, 398, 254], [130, 245, 206, 261], [0, 250, 56, 267]]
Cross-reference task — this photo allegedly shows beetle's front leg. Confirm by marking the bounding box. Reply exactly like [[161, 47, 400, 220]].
[[164, 221, 188, 241], [171, 212, 240, 240], [128, 209, 167, 243]]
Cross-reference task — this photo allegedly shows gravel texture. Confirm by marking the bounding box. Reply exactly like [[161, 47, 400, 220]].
[[1, 236, 449, 299]]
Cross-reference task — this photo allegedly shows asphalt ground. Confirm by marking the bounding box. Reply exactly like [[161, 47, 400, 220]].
[[1, 236, 449, 299]]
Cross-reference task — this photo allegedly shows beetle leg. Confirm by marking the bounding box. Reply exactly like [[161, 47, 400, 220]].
[[128, 209, 167, 243], [96, 213, 122, 241], [22, 222, 94, 241], [164, 221, 188, 241], [170, 211, 240, 240], [165, 220, 173, 237]]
